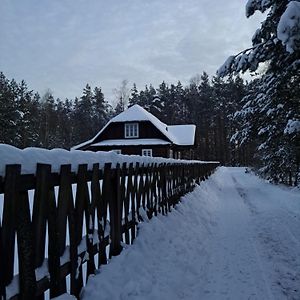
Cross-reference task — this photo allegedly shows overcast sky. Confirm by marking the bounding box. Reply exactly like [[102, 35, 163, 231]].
[[0, 0, 264, 104]]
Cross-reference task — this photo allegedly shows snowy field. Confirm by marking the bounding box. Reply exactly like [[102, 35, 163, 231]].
[[80, 167, 300, 300]]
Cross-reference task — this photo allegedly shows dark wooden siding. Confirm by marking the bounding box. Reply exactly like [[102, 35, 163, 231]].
[[88, 145, 170, 158], [86, 145, 195, 159], [79, 120, 195, 158], [93, 121, 170, 143]]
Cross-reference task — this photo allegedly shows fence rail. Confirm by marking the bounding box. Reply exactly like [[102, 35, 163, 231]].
[[0, 161, 219, 300]]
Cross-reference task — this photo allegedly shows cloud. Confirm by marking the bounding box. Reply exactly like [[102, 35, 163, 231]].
[[0, 0, 265, 103]]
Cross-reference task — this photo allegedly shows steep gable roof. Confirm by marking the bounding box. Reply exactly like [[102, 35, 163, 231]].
[[72, 105, 195, 150], [111, 105, 174, 142]]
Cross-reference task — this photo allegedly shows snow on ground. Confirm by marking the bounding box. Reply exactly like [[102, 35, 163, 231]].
[[81, 167, 300, 300]]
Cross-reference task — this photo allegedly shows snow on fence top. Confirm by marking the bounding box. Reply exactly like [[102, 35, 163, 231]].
[[0, 144, 216, 177]]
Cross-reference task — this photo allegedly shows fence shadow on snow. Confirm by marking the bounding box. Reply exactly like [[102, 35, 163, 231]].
[[0, 161, 219, 299]]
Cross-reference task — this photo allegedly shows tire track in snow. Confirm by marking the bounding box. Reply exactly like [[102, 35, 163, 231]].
[[231, 170, 300, 300], [199, 169, 273, 299], [231, 174, 274, 299], [81, 167, 300, 300]]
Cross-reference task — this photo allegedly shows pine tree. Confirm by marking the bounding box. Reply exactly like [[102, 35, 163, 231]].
[[219, 0, 300, 184], [72, 84, 95, 143], [29, 92, 42, 147], [156, 81, 170, 123], [92, 86, 110, 134], [128, 83, 140, 107], [174, 81, 188, 123], [39, 90, 57, 148], [197, 72, 215, 161], [15, 80, 38, 148], [0, 72, 18, 145], [55, 98, 73, 149]]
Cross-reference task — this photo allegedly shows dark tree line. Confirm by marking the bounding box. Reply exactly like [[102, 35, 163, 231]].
[[1, 63, 298, 186], [0, 71, 250, 166], [127, 73, 251, 165], [0, 72, 112, 149]]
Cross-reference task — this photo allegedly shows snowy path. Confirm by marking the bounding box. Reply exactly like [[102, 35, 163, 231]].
[[81, 167, 300, 300]]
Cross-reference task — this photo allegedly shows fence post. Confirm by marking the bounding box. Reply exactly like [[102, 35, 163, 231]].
[[131, 162, 139, 241], [97, 164, 108, 267], [18, 190, 37, 300], [126, 163, 135, 242], [109, 164, 122, 257], [161, 164, 167, 215], [121, 162, 130, 244], [3, 165, 37, 299], [152, 164, 158, 216], [2, 165, 19, 297], [136, 164, 144, 221], [48, 166, 65, 299], [32, 164, 51, 270]]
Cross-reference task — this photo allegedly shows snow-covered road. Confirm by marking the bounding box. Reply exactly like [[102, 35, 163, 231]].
[[81, 167, 300, 300]]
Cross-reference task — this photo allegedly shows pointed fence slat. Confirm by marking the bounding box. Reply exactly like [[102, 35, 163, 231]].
[[108, 164, 122, 258], [130, 163, 139, 242], [17, 190, 36, 300], [72, 164, 90, 296], [121, 163, 130, 245], [2, 165, 21, 292], [96, 164, 107, 267], [32, 164, 51, 271], [87, 163, 99, 276], [48, 181, 65, 298]]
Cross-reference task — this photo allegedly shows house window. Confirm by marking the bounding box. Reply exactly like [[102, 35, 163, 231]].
[[169, 149, 173, 158], [142, 149, 152, 157], [125, 123, 139, 138], [112, 149, 122, 154]]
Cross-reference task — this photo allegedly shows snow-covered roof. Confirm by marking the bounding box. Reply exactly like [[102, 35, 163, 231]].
[[168, 125, 196, 146], [90, 139, 171, 147], [72, 105, 196, 150]]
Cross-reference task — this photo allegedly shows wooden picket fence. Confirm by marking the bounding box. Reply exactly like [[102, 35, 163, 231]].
[[0, 161, 219, 300]]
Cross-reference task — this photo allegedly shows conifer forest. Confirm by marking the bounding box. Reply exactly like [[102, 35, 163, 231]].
[[1, 0, 299, 186]]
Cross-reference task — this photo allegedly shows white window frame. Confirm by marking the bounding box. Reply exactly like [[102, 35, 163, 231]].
[[112, 149, 122, 155], [178, 151, 181, 159], [124, 123, 139, 138], [142, 149, 152, 157]]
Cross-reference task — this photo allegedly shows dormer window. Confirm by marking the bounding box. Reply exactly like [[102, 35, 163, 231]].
[[125, 123, 139, 138]]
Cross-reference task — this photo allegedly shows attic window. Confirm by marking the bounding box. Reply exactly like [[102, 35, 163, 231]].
[[125, 123, 139, 138]]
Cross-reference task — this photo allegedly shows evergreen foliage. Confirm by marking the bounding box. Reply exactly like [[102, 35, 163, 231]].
[[0, 72, 111, 149], [127, 74, 248, 165], [219, 0, 300, 185], [0, 71, 246, 167]]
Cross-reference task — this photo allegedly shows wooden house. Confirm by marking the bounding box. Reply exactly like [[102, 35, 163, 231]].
[[72, 104, 196, 159]]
